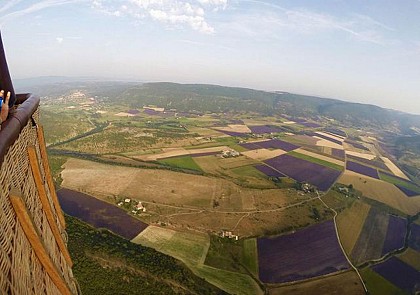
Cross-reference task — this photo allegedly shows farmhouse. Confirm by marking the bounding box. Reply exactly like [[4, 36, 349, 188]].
[[124, 198, 131, 203], [221, 149, 240, 158]]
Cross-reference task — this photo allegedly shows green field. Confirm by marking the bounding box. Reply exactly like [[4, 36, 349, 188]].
[[132, 226, 262, 295], [158, 156, 202, 171], [242, 238, 259, 277], [231, 165, 267, 179], [288, 151, 344, 171], [379, 172, 420, 194], [360, 268, 405, 295]]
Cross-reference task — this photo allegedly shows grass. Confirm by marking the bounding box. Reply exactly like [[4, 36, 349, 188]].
[[158, 156, 202, 171], [379, 171, 420, 194], [231, 165, 267, 179], [242, 238, 258, 277], [288, 151, 344, 171], [360, 268, 406, 295], [132, 226, 262, 295], [47, 154, 68, 187]]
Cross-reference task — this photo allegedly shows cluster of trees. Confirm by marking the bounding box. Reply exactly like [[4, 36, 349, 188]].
[[66, 216, 226, 295]]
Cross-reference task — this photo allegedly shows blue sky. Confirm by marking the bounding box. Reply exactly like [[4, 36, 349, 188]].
[[1, 0, 419, 114]]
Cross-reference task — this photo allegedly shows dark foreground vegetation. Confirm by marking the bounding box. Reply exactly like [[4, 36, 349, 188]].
[[66, 215, 226, 295]]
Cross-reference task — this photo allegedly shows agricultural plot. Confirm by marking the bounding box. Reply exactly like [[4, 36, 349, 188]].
[[257, 221, 349, 283], [298, 121, 321, 128], [248, 125, 284, 134], [361, 268, 406, 295], [379, 171, 420, 197], [346, 155, 390, 172], [313, 133, 342, 145], [409, 223, 420, 251], [288, 150, 344, 170], [57, 188, 148, 239], [371, 257, 420, 294], [381, 215, 407, 256], [241, 139, 298, 152], [314, 138, 344, 150], [265, 154, 342, 191], [132, 226, 263, 295], [254, 164, 285, 178], [380, 156, 409, 180], [345, 150, 375, 160], [346, 161, 379, 179], [315, 131, 345, 143], [398, 248, 420, 270], [351, 207, 389, 264], [158, 156, 202, 171], [332, 148, 345, 159], [336, 201, 371, 255], [324, 128, 346, 137], [338, 171, 420, 215], [241, 148, 287, 161], [269, 270, 364, 295]]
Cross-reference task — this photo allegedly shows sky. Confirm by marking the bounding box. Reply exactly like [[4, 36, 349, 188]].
[[0, 0, 419, 114]]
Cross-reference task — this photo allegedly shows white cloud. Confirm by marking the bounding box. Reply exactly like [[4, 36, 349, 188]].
[[91, 0, 228, 34], [56, 37, 64, 43]]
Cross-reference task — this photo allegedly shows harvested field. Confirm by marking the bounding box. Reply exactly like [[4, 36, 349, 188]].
[[258, 221, 350, 283], [61, 158, 262, 210], [336, 201, 371, 255], [381, 215, 407, 256], [265, 154, 342, 191], [241, 148, 287, 160], [135, 146, 229, 161], [379, 171, 420, 197], [269, 270, 364, 295], [345, 150, 375, 160], [351, 207, 389, 264], [214, 124, 251, 133], [315, 131, 345, 143], [338, 171, 420, 215], [57, 188, 147, 239], [372, 257, 420, 293], [380, 156, 409, 179], [314, 138, 344, 150], [346, 161, 379, 179], [291, 149, 344, 167]]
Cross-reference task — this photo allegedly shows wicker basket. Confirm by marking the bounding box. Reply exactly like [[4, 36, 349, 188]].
[[0, 95, 78, 294]]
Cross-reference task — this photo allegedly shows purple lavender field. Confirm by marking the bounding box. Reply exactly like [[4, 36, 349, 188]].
[[381, 216, 407, 256], [346, 161, 379, 179], [409, 223, 420, 251], [258, 221, 350, 283], [264, 154, 341, 191], [58, 189, 148, 240], [240, 139, 298, 151], [324, 128, 346, 137], [347, 155, 390, 172], [372, 257, 420, 292], [249, 125, 284, 134], [331, 148, 345, 159], [256, 139, 298, 151], [395, 185, 420, 197], [254, 164, 285, 177], [217, 130, 248, 137]]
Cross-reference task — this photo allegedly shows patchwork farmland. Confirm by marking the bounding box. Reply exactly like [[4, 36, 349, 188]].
[[45, 85, 420, 295]]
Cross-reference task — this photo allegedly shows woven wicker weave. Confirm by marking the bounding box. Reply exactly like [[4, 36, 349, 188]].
[[0, 106, 78, 294]]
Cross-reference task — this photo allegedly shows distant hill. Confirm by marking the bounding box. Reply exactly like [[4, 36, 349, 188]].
[[16, 78, 420, 134]]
